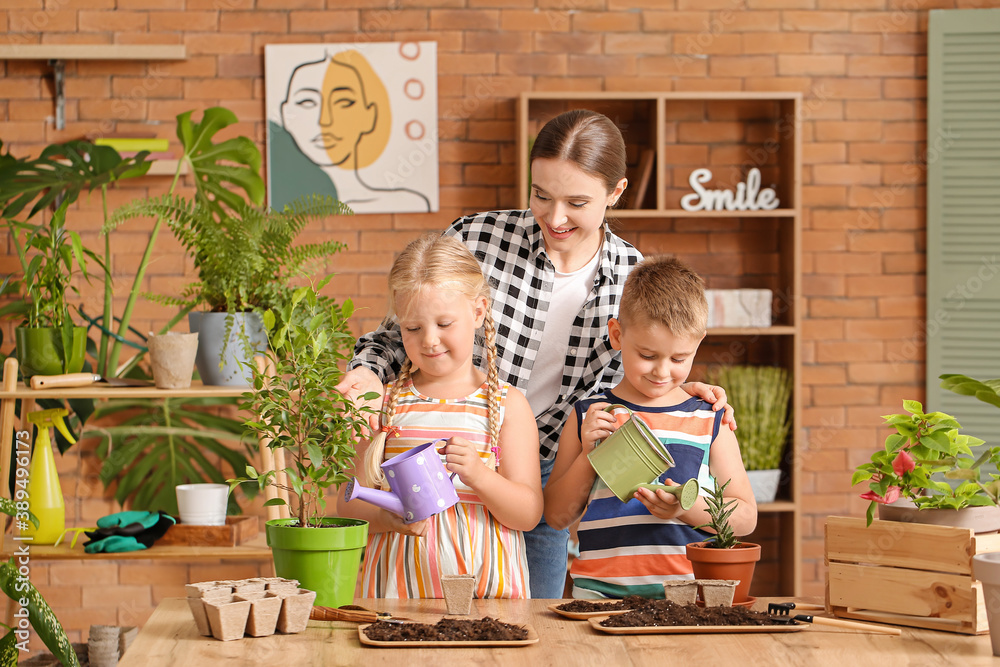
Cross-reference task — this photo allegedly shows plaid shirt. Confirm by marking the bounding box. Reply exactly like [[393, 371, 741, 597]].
[[348, 208, 643, 460]]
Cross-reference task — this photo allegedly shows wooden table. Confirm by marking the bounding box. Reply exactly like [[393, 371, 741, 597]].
[[117, 597, 1000, 666]]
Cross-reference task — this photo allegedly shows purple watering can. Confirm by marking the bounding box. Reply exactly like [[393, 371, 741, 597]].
[[344, 440, 460, 524]]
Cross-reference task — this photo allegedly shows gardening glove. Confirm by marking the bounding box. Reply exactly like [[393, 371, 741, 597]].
[[83, 511, 176, 553], [84, 534, 146, 553]]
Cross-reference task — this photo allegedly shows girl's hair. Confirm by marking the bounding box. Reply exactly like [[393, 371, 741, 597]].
[[364, 234, 502, 488], [530, 109, 628, 196]]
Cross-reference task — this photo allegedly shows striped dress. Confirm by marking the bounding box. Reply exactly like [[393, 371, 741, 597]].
[[359, 377, 531, 599], [569, 394, 721, 599]]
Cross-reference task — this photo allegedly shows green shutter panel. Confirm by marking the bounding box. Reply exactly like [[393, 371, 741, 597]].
[[926, 8, 1000, 441]]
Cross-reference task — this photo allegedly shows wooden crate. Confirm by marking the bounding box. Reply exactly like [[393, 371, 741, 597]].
[[825, 515, 1000, 634], [158, 516, 259, 547]]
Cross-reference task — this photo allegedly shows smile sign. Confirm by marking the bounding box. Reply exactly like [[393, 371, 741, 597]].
[[680, 168, 779, 212]]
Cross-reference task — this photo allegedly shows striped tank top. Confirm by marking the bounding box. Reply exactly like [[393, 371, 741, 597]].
[[569, 394, 721, 599], [359, 377, 531, 599]]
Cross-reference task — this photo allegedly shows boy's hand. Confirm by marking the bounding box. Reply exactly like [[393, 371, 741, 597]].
[[635, 479, 685, 521], [580, 402, 618, 453], [380, 509, 430, 538], [439, 437, 487, 486]]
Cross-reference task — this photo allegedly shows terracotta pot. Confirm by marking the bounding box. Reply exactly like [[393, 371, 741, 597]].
[[877, 498, 1000, 534], [685, 541, 761, 604]]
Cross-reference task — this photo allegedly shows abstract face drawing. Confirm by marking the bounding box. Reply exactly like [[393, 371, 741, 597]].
[[281, 56, 380, 169]]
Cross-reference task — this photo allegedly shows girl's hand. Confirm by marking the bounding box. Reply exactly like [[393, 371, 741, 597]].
[[379, 509, 430, 538], [440, 437, 487, 487], [635, 479, 685, 521], [580, 402, 617, 453]]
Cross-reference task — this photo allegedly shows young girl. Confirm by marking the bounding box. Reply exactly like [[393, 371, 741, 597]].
[[336, 234, 542, 599]]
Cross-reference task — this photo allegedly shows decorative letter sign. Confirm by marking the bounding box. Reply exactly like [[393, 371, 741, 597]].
[[680, 168, 779, 212]]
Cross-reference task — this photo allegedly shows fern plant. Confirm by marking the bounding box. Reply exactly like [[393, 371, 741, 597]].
[[694, 478, 741, 549], [107, 193, 351, 315]]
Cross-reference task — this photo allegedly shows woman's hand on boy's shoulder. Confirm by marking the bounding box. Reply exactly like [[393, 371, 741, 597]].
[[681, 382, 737, 432]]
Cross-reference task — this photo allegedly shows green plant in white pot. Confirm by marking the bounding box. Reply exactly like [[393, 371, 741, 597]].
[[231, 278, 378, 607], [706, 365, 791, 504]]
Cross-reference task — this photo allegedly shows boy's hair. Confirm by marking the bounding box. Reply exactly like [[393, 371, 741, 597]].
[[365, 233, 502, 488], [618, 255, 708, 338]]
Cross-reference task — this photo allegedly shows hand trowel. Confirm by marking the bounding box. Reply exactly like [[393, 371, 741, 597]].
[[30, 373, 154, 390]]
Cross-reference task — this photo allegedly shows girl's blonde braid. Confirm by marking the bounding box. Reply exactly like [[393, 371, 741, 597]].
[[364, 359, 412, 490], [483, 310, 502, 470]]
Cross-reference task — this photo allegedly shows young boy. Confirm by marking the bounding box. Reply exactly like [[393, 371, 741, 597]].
[[543, 255, 757, 599]]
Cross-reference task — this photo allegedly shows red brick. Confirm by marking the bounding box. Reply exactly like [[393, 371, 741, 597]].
[[499, 54, 567, 76], [572, 11, 641, 32], [782, 11, 850, 31], [150, 11, 218, 31], [816, 340, 884, 363], [645, 11, 712, 32], [79, 11, 148, 32], [778, 54, 846, 76], [851, 12, 921, 33], [813, 32, 880, 53], [500, 10, 571, 32], [607, 33, 671, 55], [742, 33, 810, 53], [813, 164, 880, 186], [185, 33, 252, 56], [709, 55, 776, 77], [846, 100, 922, 121], [810, 297, 877, 318], [568, 54, 637, 77], [814, 384, 880, 406]]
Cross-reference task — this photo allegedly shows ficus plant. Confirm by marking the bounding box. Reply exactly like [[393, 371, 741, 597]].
[[851, 400, 1000, 526], [233, 278, 379, 528]]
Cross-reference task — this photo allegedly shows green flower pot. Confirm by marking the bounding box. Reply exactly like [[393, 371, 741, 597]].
[[265, 517, 368, 608], [14, 327, 87, 382]]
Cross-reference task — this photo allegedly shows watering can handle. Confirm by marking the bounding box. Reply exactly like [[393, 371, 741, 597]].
[[433, 439, 460, 481], [594, 404, 632, 447]]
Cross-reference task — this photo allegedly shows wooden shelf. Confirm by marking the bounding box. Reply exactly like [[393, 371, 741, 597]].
[[0, 533, 271, 561], [707, 325, 796, 337], [0, 44, 186, 60], [0, 380, 246, 401], [613, 208, 797, 219], [518, 91, 803, 597]]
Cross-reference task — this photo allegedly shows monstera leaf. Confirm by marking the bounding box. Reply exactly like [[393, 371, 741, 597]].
[[0, 140, 151, 220], [176, 106, 265, 219]]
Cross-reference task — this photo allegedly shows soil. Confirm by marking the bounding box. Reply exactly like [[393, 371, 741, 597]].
[[363, 617, 529, 642], [557, 597, 642, 613], [599, 597, 784, 628]]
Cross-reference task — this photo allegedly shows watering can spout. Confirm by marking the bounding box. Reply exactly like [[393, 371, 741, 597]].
[[345, 478, 405, 518]]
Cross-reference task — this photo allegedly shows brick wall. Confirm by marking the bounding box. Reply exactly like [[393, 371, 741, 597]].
[[2, 0, 996, 649]]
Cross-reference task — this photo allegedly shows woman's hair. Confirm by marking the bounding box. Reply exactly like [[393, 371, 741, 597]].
[[529, 109, 628, 195], [364, 233, 502, 488]]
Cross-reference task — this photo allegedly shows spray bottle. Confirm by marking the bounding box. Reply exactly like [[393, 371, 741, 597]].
[[23, 408, 75, 544]]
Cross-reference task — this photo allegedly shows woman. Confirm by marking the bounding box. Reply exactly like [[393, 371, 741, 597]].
[[336, 109, 734, 599]]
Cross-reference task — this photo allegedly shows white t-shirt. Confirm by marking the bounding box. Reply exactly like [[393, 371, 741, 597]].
[[526, 249, 602, 417]]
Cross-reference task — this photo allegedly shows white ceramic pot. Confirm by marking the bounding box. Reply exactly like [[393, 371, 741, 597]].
[[973, 552, 1000, 656], [176, 483, 228, 526], [746, 469, 781, 504]]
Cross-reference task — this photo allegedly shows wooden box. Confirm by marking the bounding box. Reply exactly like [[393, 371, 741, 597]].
[[825, 515, 1000, 634], [158, 516, 259, 547]]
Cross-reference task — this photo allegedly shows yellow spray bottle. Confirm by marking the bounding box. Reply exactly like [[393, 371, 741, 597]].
[[22, 408, 75, 544]]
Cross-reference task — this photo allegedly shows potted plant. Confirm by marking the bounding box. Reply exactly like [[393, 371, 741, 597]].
[[684, 478, 761, 605], [1, 198, 103, 382], [231, 278, 376, 607], [851, 399, 1000, 530], [0, 499, 78, 666], [705, 365, 791, 503], [109, 190, 351, 386]]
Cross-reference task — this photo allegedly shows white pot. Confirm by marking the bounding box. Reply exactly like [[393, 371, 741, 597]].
[[974, 552, 1000, 656], [877, 498, 1000, 534], [746, 469, 781, 504], [176, 483, 228, 526]]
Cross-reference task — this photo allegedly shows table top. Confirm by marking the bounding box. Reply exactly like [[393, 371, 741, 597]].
[[117, 596, 1000, 666]]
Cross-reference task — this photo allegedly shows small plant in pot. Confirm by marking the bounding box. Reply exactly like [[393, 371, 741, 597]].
[[231, 278, 378, 607], [705, 365, 791, 504], [1, 199, 102, 382], [685, 478, 761, 605], [851, 399, 1000, 530]]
